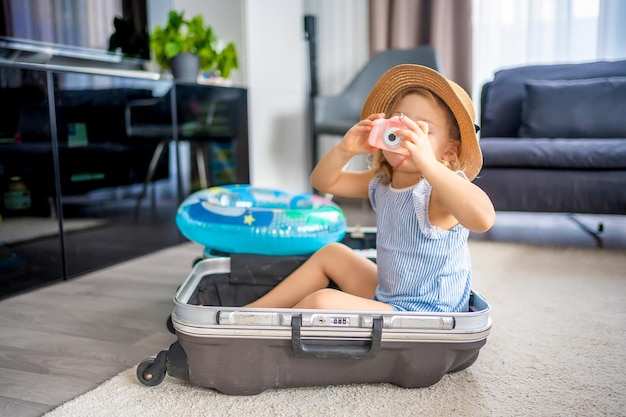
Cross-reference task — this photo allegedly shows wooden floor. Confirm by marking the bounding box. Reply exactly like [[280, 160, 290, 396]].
[[0, 241, 203, 416], [1, 200, 625, 416]]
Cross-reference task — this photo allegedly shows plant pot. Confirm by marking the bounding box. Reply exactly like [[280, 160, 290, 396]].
[[169, 53, 200, 82]]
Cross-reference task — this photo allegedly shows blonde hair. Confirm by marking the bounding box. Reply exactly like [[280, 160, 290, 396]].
[[370, 87, 462, 184]]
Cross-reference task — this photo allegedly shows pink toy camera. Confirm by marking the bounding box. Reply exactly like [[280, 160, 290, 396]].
[[368, 116, 408, 154]]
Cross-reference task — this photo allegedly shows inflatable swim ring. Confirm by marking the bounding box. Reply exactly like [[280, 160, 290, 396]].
[[176, 184, 347, 256]]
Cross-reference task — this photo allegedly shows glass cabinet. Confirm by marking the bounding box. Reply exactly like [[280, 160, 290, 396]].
[[0, 49, 248, 298]]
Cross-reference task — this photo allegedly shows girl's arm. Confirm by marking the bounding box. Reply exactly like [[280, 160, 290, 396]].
[[311, 115, 381, 198], [423, 162, 496, 233], [311, 145, 375, 198], [397, 116, 495, 233]]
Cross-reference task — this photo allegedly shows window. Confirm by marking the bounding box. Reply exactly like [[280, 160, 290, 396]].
[[471, 0, 626, 105]]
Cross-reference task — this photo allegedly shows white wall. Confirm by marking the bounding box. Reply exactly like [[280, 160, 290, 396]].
[[170, 0, 247, 87], [170, 0, 308, 192], [244, 0, 309, 192], [158, 0, 369, 192], [303, 0, 369, 97], [303, 0, 369, 169]]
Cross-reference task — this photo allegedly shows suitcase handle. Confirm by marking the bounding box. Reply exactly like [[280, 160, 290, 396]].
[[291, 315, 383, 359]]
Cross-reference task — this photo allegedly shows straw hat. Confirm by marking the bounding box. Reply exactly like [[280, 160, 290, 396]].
[[361, 64, 482, 180]]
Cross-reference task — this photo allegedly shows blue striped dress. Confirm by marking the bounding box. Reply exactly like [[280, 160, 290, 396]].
[[368, 174, 471, 312]]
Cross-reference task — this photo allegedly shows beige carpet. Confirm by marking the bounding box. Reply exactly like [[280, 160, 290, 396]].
[[44, 241, 626, 417]]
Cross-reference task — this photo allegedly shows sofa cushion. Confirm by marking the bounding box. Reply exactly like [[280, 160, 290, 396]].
[[480, 59, 626, 138], [519, 77, 626, 138], [479, 138, 626, 169]]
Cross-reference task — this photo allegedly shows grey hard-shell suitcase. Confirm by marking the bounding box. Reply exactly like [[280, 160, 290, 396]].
[[137, 252, 492, 395]]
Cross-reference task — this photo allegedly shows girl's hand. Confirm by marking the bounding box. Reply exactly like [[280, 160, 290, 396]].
[[395, 114, 439, 170], [337, 113, 383, 155]]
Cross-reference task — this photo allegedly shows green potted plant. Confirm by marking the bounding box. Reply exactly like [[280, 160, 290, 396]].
[[150, 10, 238, 81]]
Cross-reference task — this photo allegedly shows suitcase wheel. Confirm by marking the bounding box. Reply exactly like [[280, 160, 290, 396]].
[[166, 314, 175, 334], [137, 357, 166, 386]]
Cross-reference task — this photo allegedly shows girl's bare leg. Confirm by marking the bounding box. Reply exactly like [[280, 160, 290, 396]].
[[293, 288, 394, 311], [245, 242, 378, 308]]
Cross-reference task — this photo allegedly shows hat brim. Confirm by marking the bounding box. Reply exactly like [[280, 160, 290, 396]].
[[361, 64, 482, 181]]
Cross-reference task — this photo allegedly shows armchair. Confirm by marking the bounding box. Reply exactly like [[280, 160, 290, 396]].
[[311, 46, 440, 165]]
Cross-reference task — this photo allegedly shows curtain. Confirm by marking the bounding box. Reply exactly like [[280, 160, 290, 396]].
[[597, 0, 626, 59], [471, 0, 626, 106], [369, 0, 473, 95]]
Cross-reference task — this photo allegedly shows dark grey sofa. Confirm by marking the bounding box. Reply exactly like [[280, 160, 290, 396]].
[[474, 59, 626, 215]]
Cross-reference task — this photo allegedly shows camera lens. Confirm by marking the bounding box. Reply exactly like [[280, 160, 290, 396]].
[[383, 128, 401, 148]]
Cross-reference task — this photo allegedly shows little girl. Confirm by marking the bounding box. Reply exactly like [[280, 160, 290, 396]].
[[246, 64, 495, 312]]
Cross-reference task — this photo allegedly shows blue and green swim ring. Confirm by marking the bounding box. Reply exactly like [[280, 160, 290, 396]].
[[176, 184, 348, 256]]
